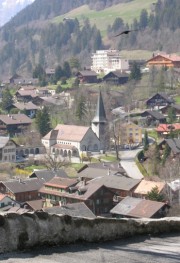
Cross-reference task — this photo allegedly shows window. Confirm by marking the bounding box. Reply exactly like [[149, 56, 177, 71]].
[[96, 199, 100, 205]]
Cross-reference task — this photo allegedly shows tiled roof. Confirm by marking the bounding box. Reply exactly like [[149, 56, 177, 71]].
[[24, 199, 44, 211], [165, 138, 180, 154], [44, 177, 78, 189], [2, 178, 45, 194], [156, 123, 180, 133], [110, 196, 166, 218], [134, 180, 165, 195], [13, 102, 38, 110], [16, 90, 36, 97], [142, 110, 166, 120], [43, 124, 89, 142], [43, 202, 96, 218], [0, 114, 32, 125], [29, 169, 68, 181]]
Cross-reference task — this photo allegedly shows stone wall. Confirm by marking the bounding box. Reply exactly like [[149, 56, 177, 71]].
[[0, 212, 180, 253]]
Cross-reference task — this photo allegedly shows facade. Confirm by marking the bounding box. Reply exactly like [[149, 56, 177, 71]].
[[119, 122, 142, 145], [91, 50, 129, 74], [147, 54, 180, 68], [76, 70, 98, 83], [146, 93, 174, 109], [7, 102, 39, 118], [0, 137, 17, 162], [103, 70, 129, 85], [0, 194, 14, 209]]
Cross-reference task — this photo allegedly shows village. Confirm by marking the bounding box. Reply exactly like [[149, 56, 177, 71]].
[[0, 50, 180, 219]]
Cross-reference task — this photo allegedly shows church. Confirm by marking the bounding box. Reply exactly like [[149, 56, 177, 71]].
[[41, 92, 108, 159]]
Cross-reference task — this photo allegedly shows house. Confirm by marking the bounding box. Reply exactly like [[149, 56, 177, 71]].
[[133, 180, 166, 199], [39, 178, 115, 216], [22, 199, 44, 211], [110, 196, 168, 219], [160, 104, 180, 119], [76, 70, 98, 83], [156, 123, 180, 136], [13, 78, 39, 86], [91, 50, 129, 74], [0, 137, 17, 162], [15, 89, 37, 102], [45, 68, 55, 79], [103, 70, 129, 85], [0, 178, 46, 202], [146, 93, 174, 109], [147, 53, 180, 68], [16, 141, 46, 158], [0, 114, 32, 136], [78, 161, 128, 178], [6, 102, 39, 118], [43, 202, 96, 218], [159, 138, 180, 157], [29, 169, 68, 181], [42, 92, 108, 157], [141, 110, 166, 126], [0, 194, 14, 210], [119, 122, 142, 146]]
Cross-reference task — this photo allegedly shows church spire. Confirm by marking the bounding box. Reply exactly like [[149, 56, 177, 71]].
[[92, 91, 107, 123]]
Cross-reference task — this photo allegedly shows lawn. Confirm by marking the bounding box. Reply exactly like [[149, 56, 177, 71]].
[[53, 0, 157, 35], [174, 96, 180, 104]]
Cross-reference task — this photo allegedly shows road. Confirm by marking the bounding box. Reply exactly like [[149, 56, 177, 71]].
[[0, 234, 180, 262], [120, 147, 144, 179]]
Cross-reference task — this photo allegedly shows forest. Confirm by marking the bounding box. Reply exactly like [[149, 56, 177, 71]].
[[0, 0, 179, 78]]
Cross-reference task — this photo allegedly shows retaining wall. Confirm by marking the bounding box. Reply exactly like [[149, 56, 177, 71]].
[[0, 212, 180, 253]]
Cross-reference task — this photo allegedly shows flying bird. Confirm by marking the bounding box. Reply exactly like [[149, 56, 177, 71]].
[[114, 29, 138, 37]]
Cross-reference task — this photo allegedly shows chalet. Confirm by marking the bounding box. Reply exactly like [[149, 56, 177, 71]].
[[110, 196, 168, 219], [15, 90, 37, 102], [146, 93, 174, 109], [160, 104, 180, 118], [45, 68, 55, 78], [0, 137, 17, 162], [76, 70, 98, 83], [0, 178, 45, 202], [133, 180, 166, 199], [141, 110, 166, 126], [43, 202, 96, 218], [39, 178, 114, 216], [103, 70, 129, 85], [6, 102, 39, 118], [9, 73, 22, 84], [0, 114, 32, 136], [147, 53, 180, 68], [159, 138, 180, 157], [0, 194, 14, 210], [13, 78, 39, 86], [156, 123, 180, 136]]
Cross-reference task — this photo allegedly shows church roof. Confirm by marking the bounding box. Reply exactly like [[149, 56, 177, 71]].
[[92, 91, 107, 123]]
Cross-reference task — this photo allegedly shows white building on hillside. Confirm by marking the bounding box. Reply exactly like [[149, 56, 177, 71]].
[[91, 50, 129, 74]]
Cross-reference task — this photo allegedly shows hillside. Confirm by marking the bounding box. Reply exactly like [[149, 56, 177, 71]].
[[0, 0, 179, 79]]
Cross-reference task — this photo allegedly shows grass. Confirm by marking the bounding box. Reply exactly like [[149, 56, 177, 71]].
[[24, 165, 46, 172], [53, 0, 157, 36], [174, 96, 180, 104]]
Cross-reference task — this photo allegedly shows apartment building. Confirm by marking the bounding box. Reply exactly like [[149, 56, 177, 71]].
[[91, 50, 129, 74]]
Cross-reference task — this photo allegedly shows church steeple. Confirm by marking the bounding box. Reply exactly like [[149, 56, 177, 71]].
[[92, 91, 107, 123], [91, 91, 108, 150]]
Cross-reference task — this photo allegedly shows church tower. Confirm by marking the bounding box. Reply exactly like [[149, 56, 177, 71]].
[[91, 91, 108, 150]]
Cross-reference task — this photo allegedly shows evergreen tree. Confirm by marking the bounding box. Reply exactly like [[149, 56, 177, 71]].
[[168, 107, 176, 124], [129, 61, 141, 81], [147, 186, 164, 202], [35, 107, 51, 137], [63, 61, 71, 78], [139, 9, 148, 29], [162, 144, 171, 165], [1, 88, 13, 110], [55, 65, 64, 82], [33, 64, 45, 81], [143, 130, 149, 151], [76, 95, 87, 122]]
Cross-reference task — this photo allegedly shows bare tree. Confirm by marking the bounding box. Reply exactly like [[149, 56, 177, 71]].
[[41, 153, 69, 171]]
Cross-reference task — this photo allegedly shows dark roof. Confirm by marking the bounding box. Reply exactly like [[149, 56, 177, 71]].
[[147, 92, 174, 103], [43, 202, 96, 218], [12, 102, 38, 110], [103, 70, 129, 79], [141, 110, 166, 120], [77, 70, 97, 77], [89, 176, 141, 191], [92, 91, 107, 123], [29, 169, 68, 182], [110, 196, 166, 218], [165, 138, 180, 154], [2, 178, 45, 194]]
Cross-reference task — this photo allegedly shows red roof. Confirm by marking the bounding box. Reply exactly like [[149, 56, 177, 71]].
[[156, 123, 180, 133]]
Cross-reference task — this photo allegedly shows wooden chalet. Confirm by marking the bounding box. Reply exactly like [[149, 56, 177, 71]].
[[147, 53, 180, 68], [146, 93, 174, 109], [76, 70, 98, 83], [103, 70, 129, 85]]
